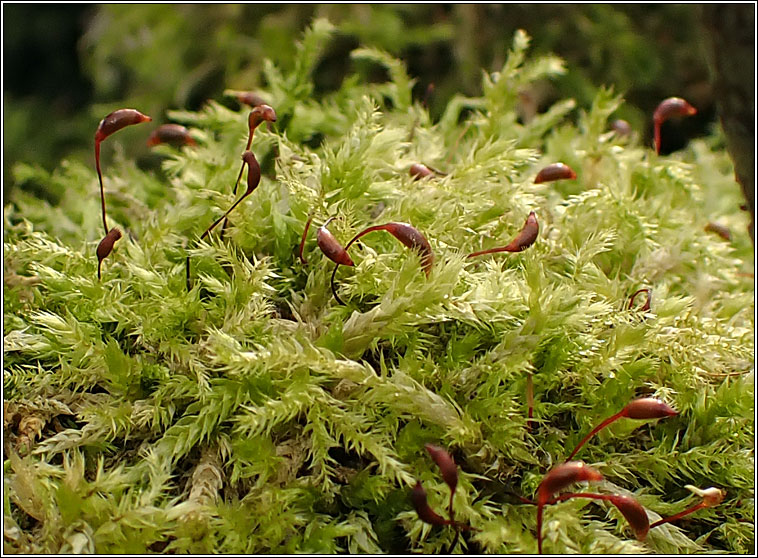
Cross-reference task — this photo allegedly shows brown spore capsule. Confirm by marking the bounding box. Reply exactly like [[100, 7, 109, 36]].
[[567, 396, 677, 461], [410, 163, 434, 180], [94, 108, 152, 235], [653, 97, 697, 154], [704, 222, 731, 241], [317, 219, 355, 267], [622, 397, 678, 420], [236, 91, 268, 107], [609, 494, 650, 541], [610, 119, 632, 137], [146, 124, 196, 147], [536, 462, 603, 554], [410, 481, 452, 526], [96, 227, 122, 280], [95, 109, 152, 143], [424, 444, 458, 494], [534, 163, 577, 184], [467, 211, 539, 258]]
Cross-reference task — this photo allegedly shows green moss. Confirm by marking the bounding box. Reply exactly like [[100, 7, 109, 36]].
[[4, 24, 753, 554]]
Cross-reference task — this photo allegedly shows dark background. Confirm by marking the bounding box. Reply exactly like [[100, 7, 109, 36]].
[[3, 4, 753, 203]]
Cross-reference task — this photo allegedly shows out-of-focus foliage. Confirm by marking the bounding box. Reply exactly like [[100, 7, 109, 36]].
[[4, 4, 721, 197], [4, 22, 753, 554]]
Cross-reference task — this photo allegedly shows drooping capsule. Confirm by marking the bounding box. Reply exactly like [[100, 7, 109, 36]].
[[95, 109, 152, 143], [424, 444, 458, 495], [622, 397, 678, 420], [410, 163, 434, 180], [608, 494, 650, 541], [94, 108, 152, 235], [96, 227, 123, 280], [146, 124, 196, 147], [534, 163, 577, 184], [467, 211, 539, 258], [536, 462, 603, 554], [410, 481, 452, 526], [704, 222, 731, 241], [653, 97, 697, 154], [317, 218, 355, 267], [610, 119, 632, 137]]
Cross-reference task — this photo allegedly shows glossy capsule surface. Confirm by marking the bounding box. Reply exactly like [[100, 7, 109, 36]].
[[534, 163, 577, 184], [146, 124, 196, 147]]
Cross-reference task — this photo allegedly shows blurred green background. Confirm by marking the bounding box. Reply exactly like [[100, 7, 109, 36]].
[[0, 4, 732, 198]]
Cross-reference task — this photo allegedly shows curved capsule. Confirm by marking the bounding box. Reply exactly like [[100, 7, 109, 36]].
[[236, 91, 268, 107], [704, 222, 731, 241], [622, 397, 678, 420], [96, 227, 122, 280], [537, 462, 604, 504], [241, 151, 261, 195], [609, 494, 650, 541], [248, 104, 277, 132], [536, 462, 603, 554], [610, 119, 632, 137], [344, 222, 434, 276], [628, 288, 652, 312], [146, 124, 196, 147], [534, 163, 577, 184], [95, 109, 152, 143], [317, 219, 354, 267], [410, 163, 434, 180], [411, 481, 452, 526], [468, 211, 539, 258], [653, 97, 696, 154], [424, 444, 458, 494], [95, 108, 151, 235]]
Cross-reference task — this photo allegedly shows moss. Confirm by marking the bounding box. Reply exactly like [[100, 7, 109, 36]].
[[3, 23, 753, 554]]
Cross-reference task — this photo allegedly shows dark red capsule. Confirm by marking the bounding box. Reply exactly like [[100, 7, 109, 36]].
[[235, 91, 268, 107], [96, 227, 122, 280], [704, 222, 731, 241], [410, 163, 434, 180], [653, 97, 696, 154], [610, 119, 632, 137], [344, 222, 434, 276], [534, 163, 577, 184], [608, 494, 650, 541], [241, 151, 261, 195], [248, 104, 277, 132], [622, 397, 678, 420], [537, 462, 604, 505], [424, 444, 458, 494], [146, 124, 196, 147], [317, 219, 355, 267], [410, 481, 451, 526], [536, 462, 603, 554], [467, 211, 539, 258], [95, 109, 152, 143]]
